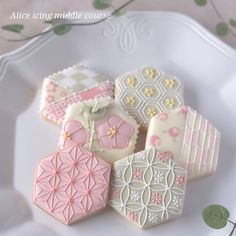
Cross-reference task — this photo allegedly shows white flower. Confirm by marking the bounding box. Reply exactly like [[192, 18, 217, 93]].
[[130, 190, 140, 201], [153, 170, 164, 183], [136, 152, 145, 160], [113, 167, 121, 179], [148, 212, 158, 223], [172, 195, 182, 208]]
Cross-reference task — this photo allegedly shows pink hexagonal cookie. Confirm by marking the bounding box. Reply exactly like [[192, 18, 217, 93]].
[[33, 144, 111, 225]]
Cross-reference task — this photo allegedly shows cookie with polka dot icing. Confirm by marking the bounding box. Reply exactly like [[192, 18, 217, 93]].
[[146, 106, 221, 180], [109, 147, 187, 229], [39, 64, 114, 124], [33, 144, 111, 225], [114, 66, 184, 127], [58, 97, 139, 164]]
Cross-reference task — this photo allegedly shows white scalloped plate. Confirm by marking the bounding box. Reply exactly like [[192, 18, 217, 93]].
[[0, 11, 236, 236]]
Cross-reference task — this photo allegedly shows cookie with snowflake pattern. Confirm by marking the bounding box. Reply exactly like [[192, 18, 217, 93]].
[[114, 66, 184, 128], [109, 147, 187, 229], [145, 106, 221, 180], [33, 144, 111, 225], [39, 64, 114, 124], [58, 97, 139, 164]]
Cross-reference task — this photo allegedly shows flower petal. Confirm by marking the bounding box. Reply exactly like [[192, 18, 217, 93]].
[[107, 115, 123, 127]]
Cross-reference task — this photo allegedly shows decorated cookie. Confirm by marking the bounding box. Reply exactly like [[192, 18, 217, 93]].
[[109, 147, 187, 229], [39, 64, 114, 124], [58, 97, 139, 164], [33, 144, 111, 225], [146, 106, 221, 180], [114, 66, 184, 127], [41, 80, 114, 125]]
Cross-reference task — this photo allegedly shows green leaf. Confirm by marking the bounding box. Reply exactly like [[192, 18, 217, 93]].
[[112, 9, 126, 17], [92, 0, 112, 9], [53, 25, 71, 36], [194, 0, 207, 6], [230, 18, 236, 27], [216, 22, 229, 36], [202, 205, 230, 229], [2, 24, 24, 33], [44, 18, 61, 24]]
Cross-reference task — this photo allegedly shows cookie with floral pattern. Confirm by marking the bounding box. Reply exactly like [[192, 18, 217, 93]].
[[58, 97, 139, 164], [146, 106, 221, 180], [109, 147, 187, 229]]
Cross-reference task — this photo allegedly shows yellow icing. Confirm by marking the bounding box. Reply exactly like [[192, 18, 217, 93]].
[[143, 68, 157, 79], [164, 79, 176, 89], [143, 88, 155, 97], [125, 76, 137, 87], [165, 98, 176, 108], [107, 126, 118, 138], [125, 96, 136, 106], [147, 107, 157, 118]]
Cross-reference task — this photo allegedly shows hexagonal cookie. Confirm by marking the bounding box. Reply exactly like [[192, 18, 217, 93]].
[[33, 144, 111, 225], [109, 147, 187, 229], [146, 106, 221, 180], [58, 97, 139, 164], [39, 64, 114, 125], [115, 66, 184, 127]]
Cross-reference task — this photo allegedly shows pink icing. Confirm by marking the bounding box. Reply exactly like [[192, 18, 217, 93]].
[[58, 120, 89, 149], [168, 127, 180, 137], [41, 81, 114, 124], [96, 115, 134, 149], [149, 135, 161, 148], [33, 145, 111, 225], [158, 112, 168, 121], [157, 151, 173, 162]]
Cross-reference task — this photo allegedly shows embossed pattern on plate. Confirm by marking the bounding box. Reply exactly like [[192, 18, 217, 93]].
[[0, 12, 236, 236]]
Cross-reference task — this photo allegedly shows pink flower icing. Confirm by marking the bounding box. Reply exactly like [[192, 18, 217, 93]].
[[96, 115, 134, 149], [159, 112, 168, 121], [47, 81, 57, 93], [149, 135, 161, 147], [157, 151, 173, 162], [168, 127, 180, 137], [58, 120, 89, 148]]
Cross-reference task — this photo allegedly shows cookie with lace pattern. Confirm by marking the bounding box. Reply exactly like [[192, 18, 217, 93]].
[[109, 147, 187, 229]]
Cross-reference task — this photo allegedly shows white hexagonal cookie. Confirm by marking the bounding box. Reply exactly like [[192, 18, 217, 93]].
[[146, 106, 221, 180], [115, 66, 184, 127], [109, 147, 187, 229]]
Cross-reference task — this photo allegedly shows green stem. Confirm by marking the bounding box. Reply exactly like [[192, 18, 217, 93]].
[[229, 224, 236, 236], [0, 0, 135, 42], [209, 0, 236, 39]]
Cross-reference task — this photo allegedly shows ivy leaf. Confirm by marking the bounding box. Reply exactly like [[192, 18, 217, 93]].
[[202, 205, 230, 229], [92, 0, 112, 9], [2, 24, 24, 33], [194, 0, 207, 6], [230, 18, 236, 27], [53, 25, 71, 36], [112, 9, 126, 17], [216, 22, 229, 36]]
